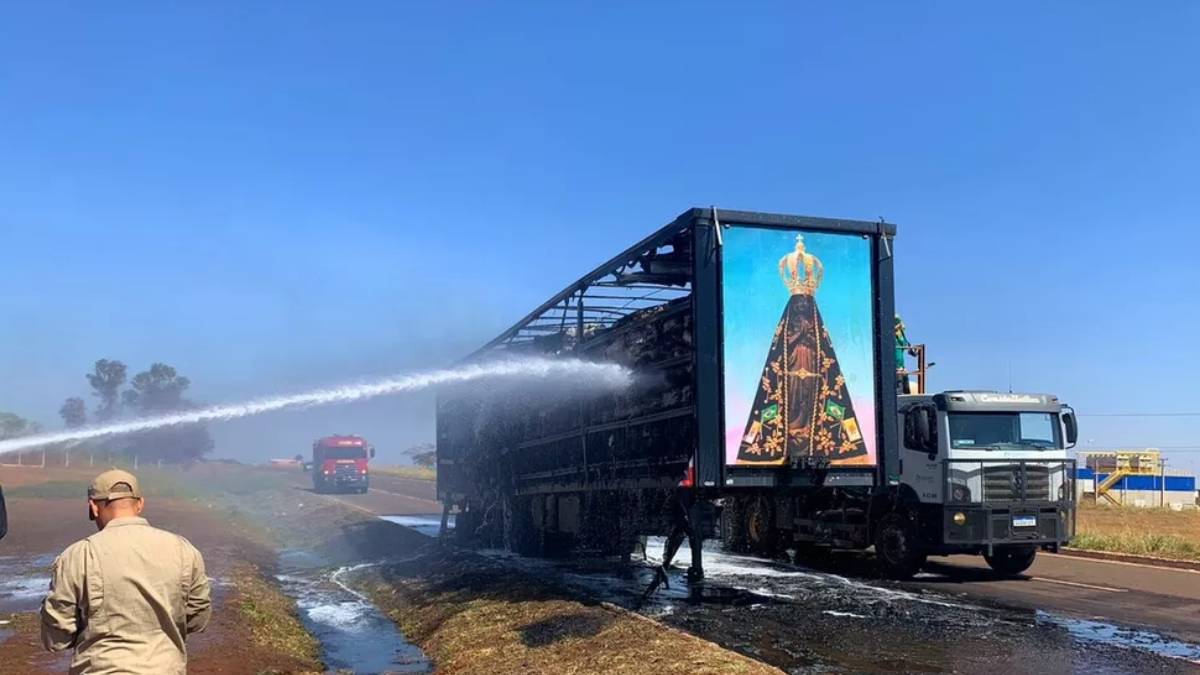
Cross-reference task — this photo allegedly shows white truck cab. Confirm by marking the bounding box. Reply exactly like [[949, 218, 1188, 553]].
[[897, 390, 1078, 575]]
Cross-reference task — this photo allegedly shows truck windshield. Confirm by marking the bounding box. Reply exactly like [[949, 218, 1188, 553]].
[[319, 447, 366, 459], [948, 412, 1060, 450]]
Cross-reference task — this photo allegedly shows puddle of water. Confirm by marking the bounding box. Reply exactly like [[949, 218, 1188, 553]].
[[379, 514, 451, 538], [0, 553, 52, 613], [1036, 610, 1200, 665], [277, 553, 430, 674]]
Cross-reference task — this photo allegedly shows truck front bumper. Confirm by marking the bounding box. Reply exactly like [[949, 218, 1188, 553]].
[[938, 503, 1073, 552], [321, 472, 368, 487]]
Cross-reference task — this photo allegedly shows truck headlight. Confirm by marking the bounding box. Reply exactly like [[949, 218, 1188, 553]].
[[953, 512, 967, 526], [951, 483, 972, 503]]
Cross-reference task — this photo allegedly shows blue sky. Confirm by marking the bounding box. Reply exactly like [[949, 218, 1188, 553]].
[[1, 3, 1197, 469]]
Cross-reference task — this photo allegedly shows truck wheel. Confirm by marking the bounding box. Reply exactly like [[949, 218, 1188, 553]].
[[984, 546, 1037, 577], [720, 501, 749, 554], [745, 495, 780, 558], [874, 512, 926, 579]]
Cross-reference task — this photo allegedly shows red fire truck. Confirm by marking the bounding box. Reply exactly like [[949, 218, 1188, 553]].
[[311, 435, 375, 494]]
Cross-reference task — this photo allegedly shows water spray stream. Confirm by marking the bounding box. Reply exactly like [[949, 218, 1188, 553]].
[[0, 357, 632, 454]]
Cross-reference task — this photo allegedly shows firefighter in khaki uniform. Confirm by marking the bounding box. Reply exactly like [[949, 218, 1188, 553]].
[[41, 470, 212, 675]]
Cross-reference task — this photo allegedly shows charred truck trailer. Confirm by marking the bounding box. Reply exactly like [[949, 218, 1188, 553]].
[[437, 208, 1078, 579]]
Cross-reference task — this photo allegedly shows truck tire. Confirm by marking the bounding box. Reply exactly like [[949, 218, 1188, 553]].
[[984, 546, 1037, 577], [720, 501, 749, 554], [874, 512, 926, 579], [745, 495, 780, 558]]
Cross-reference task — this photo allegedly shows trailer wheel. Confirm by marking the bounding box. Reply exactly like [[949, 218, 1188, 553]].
[[745, 495, 780, 558], [984, 546, 1037, 577], [874, 512, 925, 579], [719, 501, 749, 553]]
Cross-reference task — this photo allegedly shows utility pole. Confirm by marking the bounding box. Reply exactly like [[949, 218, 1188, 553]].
[[1161, 458, 1167, 508]]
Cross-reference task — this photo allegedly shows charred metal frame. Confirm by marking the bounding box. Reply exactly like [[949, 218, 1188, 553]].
[[439, 208, 899, 505]]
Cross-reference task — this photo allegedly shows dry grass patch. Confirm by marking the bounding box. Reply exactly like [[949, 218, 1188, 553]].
[[351, 548, 781, 675], [373, 465, 436, 481], [1074, 502, 1200, 561]]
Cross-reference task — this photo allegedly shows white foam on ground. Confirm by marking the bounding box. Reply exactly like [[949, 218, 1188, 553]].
[[641, 537, 973, 612], [380, 515, 448, 537], [305, 600, 374, 629]]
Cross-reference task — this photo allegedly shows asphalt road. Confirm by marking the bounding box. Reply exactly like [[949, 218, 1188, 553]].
[[917, 551, 1200, 644]]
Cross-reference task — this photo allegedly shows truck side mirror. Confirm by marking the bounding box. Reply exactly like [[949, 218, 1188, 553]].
[[919, 407, 938, 455], [907, 406, 937, 455], [369, 446, 376, 459], [1062, 407, 1078, 448], [0, 485, 8, 541]]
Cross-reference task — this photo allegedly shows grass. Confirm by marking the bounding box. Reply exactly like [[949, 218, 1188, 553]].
[[2, 464, 293, 500], [372, 465, 435, 481], [349, 548, 782, 675], [232, 563, 323, 672], [1072, 501, 1200, 561]]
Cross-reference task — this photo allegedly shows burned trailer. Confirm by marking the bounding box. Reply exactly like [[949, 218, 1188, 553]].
[[437, 207, 899, 578]]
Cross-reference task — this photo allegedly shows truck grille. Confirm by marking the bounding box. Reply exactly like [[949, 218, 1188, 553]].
[[982, 464, 1051, 501]]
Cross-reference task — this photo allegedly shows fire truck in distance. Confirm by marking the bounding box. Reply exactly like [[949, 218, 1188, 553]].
[[311, 435, 375, 494]]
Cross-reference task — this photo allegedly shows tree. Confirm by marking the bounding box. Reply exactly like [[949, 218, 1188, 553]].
[[405, 442, 436, 468], [0, 412, 30, 439], [59, 398, 87, 428], [122, 362, 213, 464], [87, 359, 127, 421], [123, 363, 191, 412]]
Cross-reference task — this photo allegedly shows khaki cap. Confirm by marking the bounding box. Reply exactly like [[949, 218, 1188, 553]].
[[88, 469, 143, 501]]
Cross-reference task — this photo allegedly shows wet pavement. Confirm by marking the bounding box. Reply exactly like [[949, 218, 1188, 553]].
[[381, 514, 1200, 674], [0, 552, 72, 672], [0, 552, 54, 614], [276, 549, 431, 674]]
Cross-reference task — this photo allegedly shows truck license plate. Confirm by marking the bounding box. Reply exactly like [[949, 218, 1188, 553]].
[[1012, 515, 1037, 528]]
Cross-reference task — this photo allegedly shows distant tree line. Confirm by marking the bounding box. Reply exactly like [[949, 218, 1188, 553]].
[[0, 358, 213, 465], [405, 442, 436, 468]]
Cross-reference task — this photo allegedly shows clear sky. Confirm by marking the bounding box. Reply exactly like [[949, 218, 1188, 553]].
[[1, 3, 1197, 470]]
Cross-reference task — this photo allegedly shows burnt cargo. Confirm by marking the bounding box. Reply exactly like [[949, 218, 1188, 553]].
[[437, 208, 897, 556]]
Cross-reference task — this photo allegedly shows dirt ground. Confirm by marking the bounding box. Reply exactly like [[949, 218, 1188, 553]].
[[3, 463, 803, 675], [0, 467, 321, 675]]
